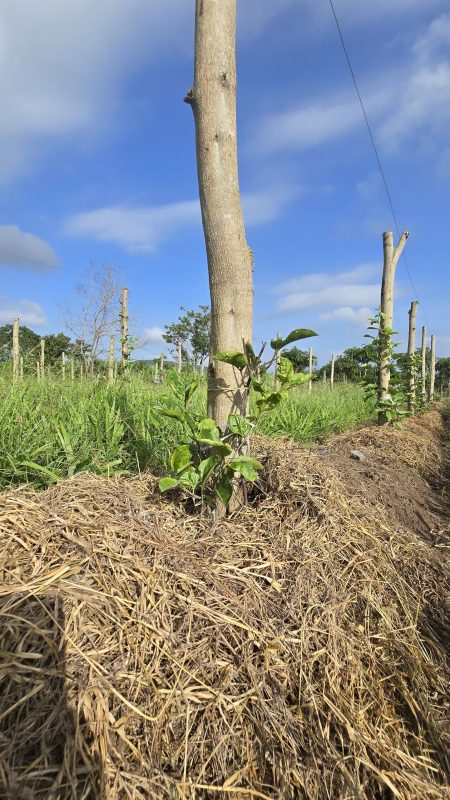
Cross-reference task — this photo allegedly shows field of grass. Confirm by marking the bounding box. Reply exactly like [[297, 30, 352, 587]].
[[0, 373, 374, 489]]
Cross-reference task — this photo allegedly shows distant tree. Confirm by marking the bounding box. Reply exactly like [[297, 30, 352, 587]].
[[163, 305, 211, 368], [43, 333, 72, 365], [0, 324, 40, 362], [320, 343, 378, 382], [61, 265, 121, 365], [282, 347, 317, 372], [436, 356, 450, 390]]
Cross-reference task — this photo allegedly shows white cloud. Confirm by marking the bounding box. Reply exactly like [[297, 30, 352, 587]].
[[251, 12, 450, 157], [142, 326, 164, 344], [319, 306, 373, 326], [273, 264, 380, 315], [0, 225, 58, 271], [0, 297, 47, 326], [64, 186, 297, 252]]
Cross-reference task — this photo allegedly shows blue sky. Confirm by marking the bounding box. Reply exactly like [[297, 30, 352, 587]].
[[0, 0, 449, 364]]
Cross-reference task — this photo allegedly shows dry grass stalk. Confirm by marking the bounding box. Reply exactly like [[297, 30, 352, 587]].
[[0, 412, 449, 799]]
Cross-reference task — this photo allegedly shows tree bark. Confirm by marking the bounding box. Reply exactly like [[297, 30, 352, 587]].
[[407, 300, 418, 412], [420, 325, 426, 404], [186, 0, 253, 433], [429, 334, 436, 401], [12, 318, 19, 380], [377, 230, 409, 423], [121, 288, 129, 369]]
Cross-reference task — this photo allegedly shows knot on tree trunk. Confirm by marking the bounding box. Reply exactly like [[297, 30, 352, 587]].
[[183, 88, 195, 105]]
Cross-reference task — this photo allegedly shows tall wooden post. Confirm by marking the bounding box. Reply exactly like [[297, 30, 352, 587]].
[[61, 352, 66, 379], [330, 354, 335, 388], [40, 339, 45, 374], [308, 347, 313, 393], [36, 361, 41, 381], [429, 335, 436, 402], [19, 356, 24, 379], [322, 370, 327, 385], [200, 360, 205, 377], [12, 318, 20, 380], [80, 363, 84, 380], [70, 359, 75, 381], [121, 287, 129, 370], [154, 360, 159, 382], [275, 332, 281, 389], [114, 361, 118, 380], [407, 300, 418, 412], [178, 342, 182, 373], [378, 230, 410, 423], [420, 325, 427, 405], [108, 335, 115, 383]]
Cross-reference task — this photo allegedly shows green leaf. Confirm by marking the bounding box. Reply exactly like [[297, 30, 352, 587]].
[[196, 438, 233, 456], [154, 406, 185, 424], [216, 473, 233, 506], [178, 467, 200, 491], [19, 461, 60, 482], [227, 414, 253, 436], [213, 350, 248, 370], [287, 372, 313, 386], [159, 476, 179, 492], [276, 357, 294, 384], [250, 377, 265, 394], [196, 418, 221, 440], [185, 376, 200, 405], [229, 456, 263, 481], [170, 444, 192, 473], [198, 456, 218, 484], [271, 328, 318, 350]]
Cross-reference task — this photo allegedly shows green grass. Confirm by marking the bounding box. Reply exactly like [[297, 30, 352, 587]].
[[0, 374, 374, 489]]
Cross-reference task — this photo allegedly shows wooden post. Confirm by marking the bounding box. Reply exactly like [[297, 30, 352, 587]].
[[70, 359, 75, 381], [160, 353, 164, 373], [200, 360, 205, 377], [178, 342, 182, 373], [19, 356, 24, 379], [108, 335, 115, 383], [322, 370, 327, 385], [40, 339, 45, 373], [114, 361, 118, 380], [12, 317, 20, 380], [154, 360, 159, 382], [80, 363, 84, 380], [429, 334, 436, 402], [121, 287, 129, 369], [61, 352, 66, 379], [308, 347, 313, 393], [378, 230, 410, 423], [407, 300, 418, 412], [330, 354, 335, 388], [420, 325, 427, 404], [36, 361, 41, 381]]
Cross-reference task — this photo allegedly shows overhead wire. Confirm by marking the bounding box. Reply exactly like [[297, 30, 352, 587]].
[[327, 0, 428, 326]]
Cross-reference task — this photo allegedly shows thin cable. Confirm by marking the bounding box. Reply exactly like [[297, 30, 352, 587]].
[[327, 0, 428, 325]]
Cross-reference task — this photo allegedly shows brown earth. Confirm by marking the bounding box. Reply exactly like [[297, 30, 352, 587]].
[[0, 410, 449, 800]]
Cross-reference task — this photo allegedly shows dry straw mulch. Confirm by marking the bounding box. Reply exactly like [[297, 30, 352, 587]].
[[0, 412, 449, 799]]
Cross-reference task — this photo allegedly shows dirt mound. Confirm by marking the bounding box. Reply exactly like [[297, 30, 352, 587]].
[[0, 412, 449, 799]]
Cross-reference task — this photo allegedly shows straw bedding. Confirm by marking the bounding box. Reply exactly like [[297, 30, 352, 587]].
[[0, 412, 449, 799]]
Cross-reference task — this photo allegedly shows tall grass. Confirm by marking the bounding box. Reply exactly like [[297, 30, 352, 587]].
[[0, 375, 373, 488]]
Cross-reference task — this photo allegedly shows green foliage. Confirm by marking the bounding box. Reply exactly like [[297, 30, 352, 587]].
[[362, 309, 410, 426], [43, 332, 72, 364], [159, 328, 317, 510], [0, 324, 40, 362], [162, 305, 211, 368], [281, 347, 317, 373], [270, 328, 317, 350]]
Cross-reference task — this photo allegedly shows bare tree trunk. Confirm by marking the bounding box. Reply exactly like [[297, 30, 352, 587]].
[[377, 230, 409, 423], [40, 339, 45, 374], [407, 300, 418, 412], [200, 360, 205, 377], [308, 347, 313, 393], [429, 334, 436, 402], [178, 342, 182, 373], [420, 325, 427, 404], [121, 287, 129, 370], [186, 0, 253, 433], [330, 354, 335, 388], [12, 317, 20, 380], [108, 335, 115, 383]]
